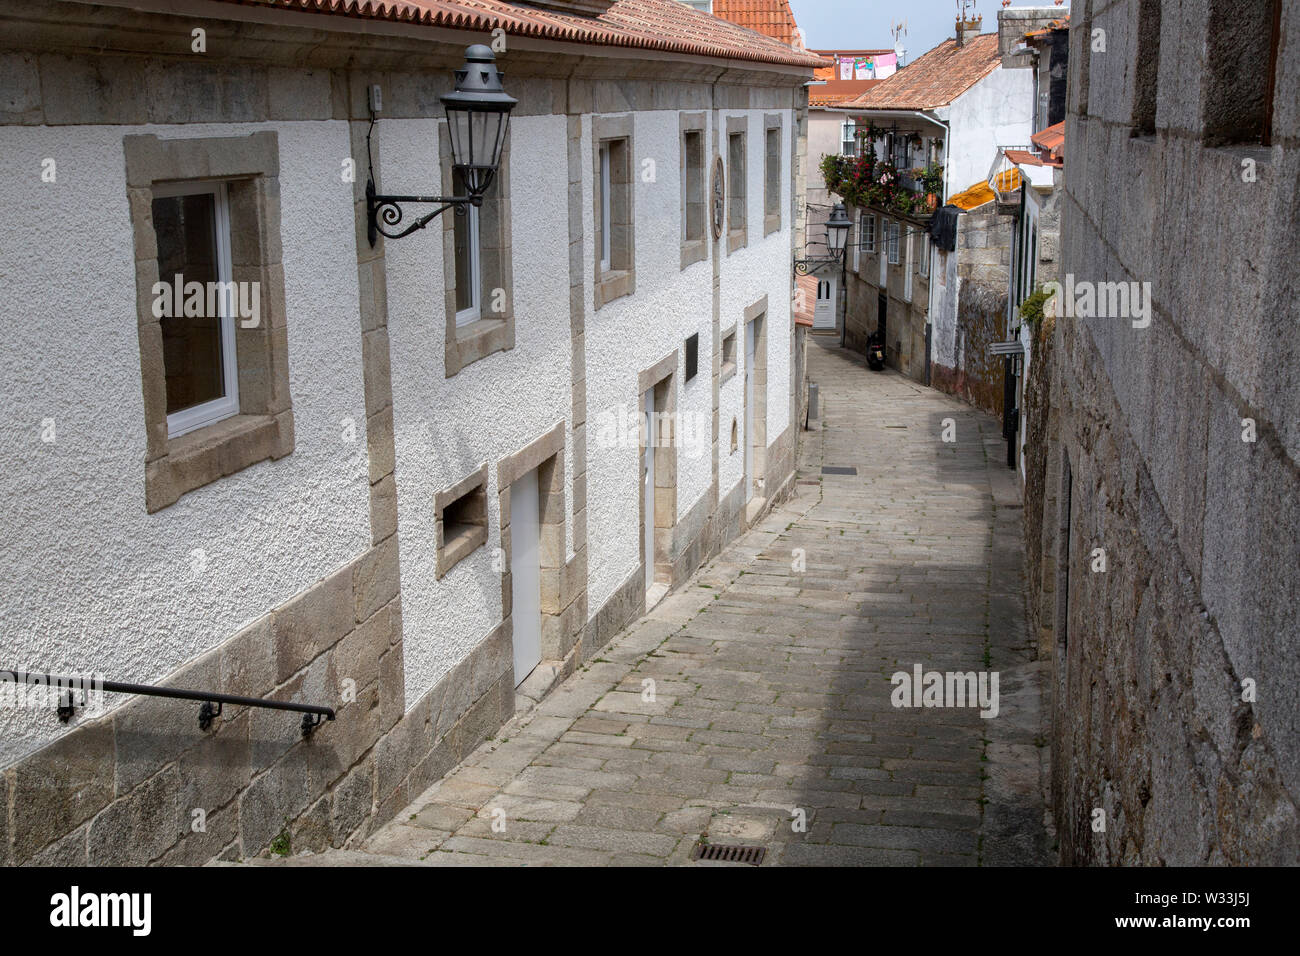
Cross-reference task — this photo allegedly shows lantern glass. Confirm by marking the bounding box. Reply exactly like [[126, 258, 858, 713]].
[[447, 107, 510, 196], [826, 203, 851, 256], [441, 44, 518, 200]]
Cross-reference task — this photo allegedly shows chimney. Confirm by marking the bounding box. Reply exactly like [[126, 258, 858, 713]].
[[955, 14, 983, 46]]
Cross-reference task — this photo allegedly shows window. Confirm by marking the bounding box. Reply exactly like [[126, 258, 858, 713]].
[[841, 119, 857, 156], [721, 326, 737, 383], [152, 182, 239, 438], [435, 464, 488, 578], [862, 213, 876, 254], [452, 168, 481, 327], [680, 0, 712, 11], [125, 131, 293, 514], [441, 123, 514, 374], [919, 233, 930, 277], [680, 114, 707, 268], [852, 210, 863, 272], [599, 143, 612, 271], [887, 220, 900, 264], [904, 231, 913, 302], [764, 115, 782, 236], [727, 118, 747, 253], [593, 115, 635, 308]]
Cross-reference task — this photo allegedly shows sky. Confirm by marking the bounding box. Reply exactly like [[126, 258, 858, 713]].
[[787, 0, 993, 63]]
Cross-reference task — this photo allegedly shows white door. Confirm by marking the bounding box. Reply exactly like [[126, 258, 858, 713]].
[[744, 321, 755, 503], [509, 468, 541, 686], [643, 389, 655, 593], [812, 277, 837, 330]]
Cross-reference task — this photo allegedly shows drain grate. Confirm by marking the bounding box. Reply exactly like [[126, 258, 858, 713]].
[[821, 465, 858, 476], [692, 842, 766, 865]]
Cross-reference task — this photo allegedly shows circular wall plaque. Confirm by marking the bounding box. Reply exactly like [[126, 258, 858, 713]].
[[710, 155, 725, 240]]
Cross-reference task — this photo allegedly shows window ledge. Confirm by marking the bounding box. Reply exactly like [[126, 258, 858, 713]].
[[447, 316, 512, 376], [437, 522, 487, 578], [727, 228, 748, 255], [720, 360, 737, 385], [146, 411, 293, 513], [763, 214, 781, 237], [594, 269, 635, 310], [680, 239, 707, 271]]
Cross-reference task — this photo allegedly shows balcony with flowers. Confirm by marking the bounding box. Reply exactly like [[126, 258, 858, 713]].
[[820, 144, 944, 223]]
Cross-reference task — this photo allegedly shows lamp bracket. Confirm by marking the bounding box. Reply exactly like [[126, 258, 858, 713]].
[[366, 180, 480, 246], [793, 254, 843, 276]]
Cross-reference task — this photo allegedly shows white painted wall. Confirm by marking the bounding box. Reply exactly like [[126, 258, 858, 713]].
[[945, 66, 1035, 193], [382, 114, 573, 708], [585, 107, 796, 614], [0, 121, 371, 766], [720, 109, 794, 491]]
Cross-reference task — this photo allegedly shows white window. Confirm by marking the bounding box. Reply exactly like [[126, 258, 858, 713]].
[[863, 213, 876, 254], [841, 120, 857, 157], [452, 168, 481, 326], [904, 232, 914, 302], [919, 233, 930, 277], [152, 181, 239, 439], [599, 142, 612, 273], [852, 211, 862, 273], [887, 220, 900, 264], [680, 0, 712, 11]]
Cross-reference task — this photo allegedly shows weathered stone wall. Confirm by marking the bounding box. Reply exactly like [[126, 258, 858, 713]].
[[931, 279, 1008, 418], [930, 205, 1013, 415], [1023, 0, 1300, 864], [841, 206, 930, 381]]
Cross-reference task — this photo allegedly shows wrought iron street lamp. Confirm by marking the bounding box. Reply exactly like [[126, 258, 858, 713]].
[[366, 44, 517, 246], [793, 203, 854, 346], [824, 202, 851, 257]]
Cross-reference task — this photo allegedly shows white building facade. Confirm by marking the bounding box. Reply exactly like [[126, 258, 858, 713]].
[[0, 0, 818, 865]]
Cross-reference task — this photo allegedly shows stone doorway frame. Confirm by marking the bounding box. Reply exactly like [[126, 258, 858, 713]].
[[744, 296, 769, 513], [496, 422, 570, 680], [638, 350, 679, 599]]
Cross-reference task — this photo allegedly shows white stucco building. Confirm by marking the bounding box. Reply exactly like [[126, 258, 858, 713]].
[[0, 0, 819, 865], [823, 18, 1036, 392]]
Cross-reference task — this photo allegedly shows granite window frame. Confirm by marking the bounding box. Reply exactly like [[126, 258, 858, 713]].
[[593, 114, 636, 309], [763, 113, 783, 237], [726, 116, 748, 255], [720, 324, 738, 384], [441, 124, 514, 376], [124, 131, 293, 515], [680, 112, 708, 270], [435, 463, 489, 579]]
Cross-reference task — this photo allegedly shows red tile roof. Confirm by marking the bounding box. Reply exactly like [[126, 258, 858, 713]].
[[808, 49, 894, 107], [712, 0, 799, 47], [794, 274, 817, 326], [206, 0, 826, 68], [845, 33, 1001, 111], [1030, 120, 1065, 164], [810, 81, 882, 108], [1025, 15, 1069, 39]]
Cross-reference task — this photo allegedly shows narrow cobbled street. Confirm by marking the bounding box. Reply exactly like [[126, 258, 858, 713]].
[[279, 342, 1052, 866]]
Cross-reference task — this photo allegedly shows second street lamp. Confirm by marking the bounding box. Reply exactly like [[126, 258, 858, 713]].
[[366, 44, 518, 245], [824, 203, 851, 257], [793, 203, 854, 347]]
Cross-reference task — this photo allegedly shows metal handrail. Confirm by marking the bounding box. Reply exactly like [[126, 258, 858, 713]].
[[0, 669, 335, 737]]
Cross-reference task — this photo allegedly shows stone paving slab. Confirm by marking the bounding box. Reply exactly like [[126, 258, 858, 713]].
[[269, 344, 1053, 867]]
